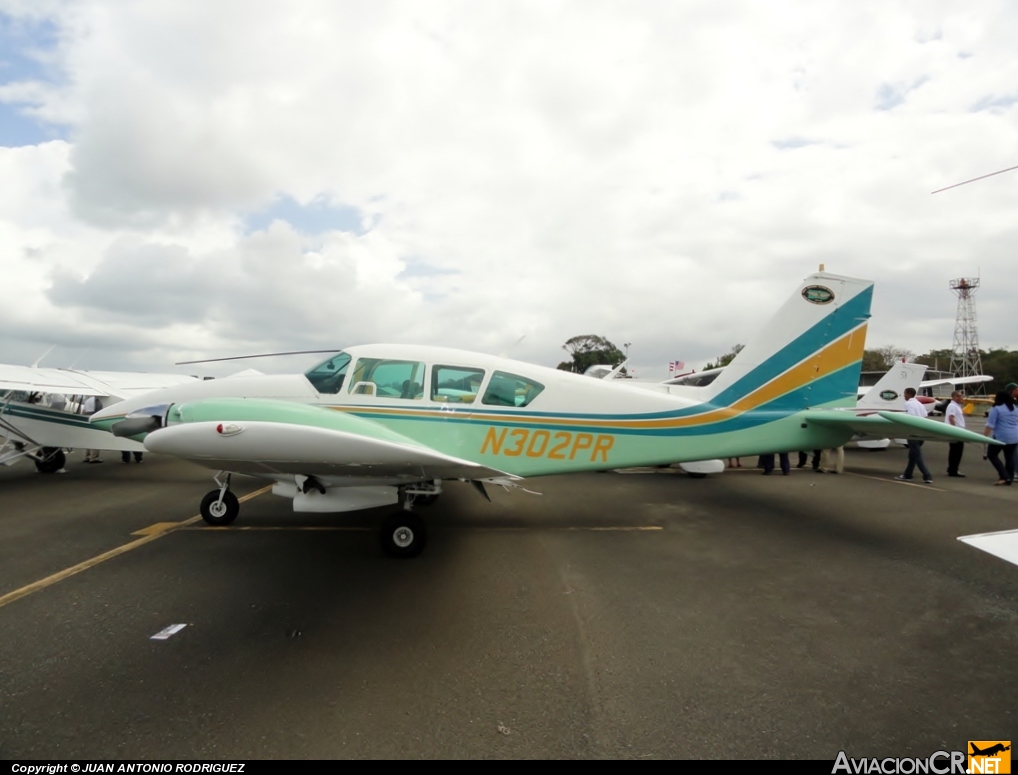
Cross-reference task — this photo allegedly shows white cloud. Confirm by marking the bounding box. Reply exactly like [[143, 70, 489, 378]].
[[1, 0, 1017, 380]]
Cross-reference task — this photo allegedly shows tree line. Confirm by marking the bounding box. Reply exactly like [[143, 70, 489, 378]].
[[864, 346, 1018, 396]]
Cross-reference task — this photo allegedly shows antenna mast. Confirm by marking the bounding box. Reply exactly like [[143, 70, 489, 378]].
[[948, 277, 985, 395]]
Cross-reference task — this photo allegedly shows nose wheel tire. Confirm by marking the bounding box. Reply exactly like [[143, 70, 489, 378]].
[[200, 490, 240, 526], [35, 448, 66, 474], [380, 512, 427, 558]]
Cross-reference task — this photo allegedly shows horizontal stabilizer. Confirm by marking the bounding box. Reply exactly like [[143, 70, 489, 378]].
[[806, 409, 999, 445]]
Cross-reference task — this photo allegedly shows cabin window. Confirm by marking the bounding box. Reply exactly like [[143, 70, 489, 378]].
[[304, 352, 352, 394], [481, 371, 545, 408], [431, 366, 486, 404], [348, 358, 426, 399]]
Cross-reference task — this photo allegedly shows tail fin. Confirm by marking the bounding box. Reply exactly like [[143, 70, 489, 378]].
[[856, 362, 927, 411], [702, 272, 873, 411]]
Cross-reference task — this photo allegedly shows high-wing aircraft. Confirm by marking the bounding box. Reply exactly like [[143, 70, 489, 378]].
[[0, 366, 200, 472], [90, 272, 997, 558]]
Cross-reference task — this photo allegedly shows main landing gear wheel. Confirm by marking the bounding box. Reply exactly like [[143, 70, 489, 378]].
[[415, 494, 439, 506], [35, 448, 65, 474], [200, 489, 240, 526], [380, 512, 427, 558]]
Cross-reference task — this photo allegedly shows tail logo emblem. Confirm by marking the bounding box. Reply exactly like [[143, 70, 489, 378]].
[[802, 285, 835, 304], [880, 390, 899, 401]]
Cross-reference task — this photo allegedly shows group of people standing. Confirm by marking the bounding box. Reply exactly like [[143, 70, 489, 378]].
[[729, 382, 1018, 485], [897, 383, 1017, 485], [749, 448, 843, 475]]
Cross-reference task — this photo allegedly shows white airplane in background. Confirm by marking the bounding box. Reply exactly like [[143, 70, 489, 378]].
[[90, 272, 996, 558], [0, 365, 200, 472], [668, 366, 991, 412], [635, 360, 935, 461]]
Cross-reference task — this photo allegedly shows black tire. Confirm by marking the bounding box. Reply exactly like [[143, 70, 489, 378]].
[[415, 494, 439, 506], [200, 490, 240, 526], [380, 512, 427, 558], [35, 448, 66, 474]]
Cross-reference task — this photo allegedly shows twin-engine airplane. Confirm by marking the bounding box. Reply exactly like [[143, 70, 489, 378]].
[[91, 272, 996, 558]]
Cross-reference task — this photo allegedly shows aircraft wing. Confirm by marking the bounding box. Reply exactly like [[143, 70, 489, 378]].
[[0, 364, 108, 396], [806, 410, 998, 445], [58, 370, 200, 398], [137, 397, 518, 481], [920, 375, 992, 389], [0, 364, 198, 398]]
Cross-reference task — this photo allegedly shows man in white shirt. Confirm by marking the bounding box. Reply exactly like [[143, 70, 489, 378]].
[[944, 390, 966, 477], [896, 387, 932, 483]]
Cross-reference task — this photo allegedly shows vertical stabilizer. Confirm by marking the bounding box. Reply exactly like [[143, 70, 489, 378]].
[[702, 273, 873, 411], [856, 362, 927, 411]]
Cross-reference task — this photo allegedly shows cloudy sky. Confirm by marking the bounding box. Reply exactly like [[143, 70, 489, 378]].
[[1, 0, 1016, 380]]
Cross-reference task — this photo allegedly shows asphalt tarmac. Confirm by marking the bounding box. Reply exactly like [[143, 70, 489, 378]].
[[0, 438, 1015, 759]]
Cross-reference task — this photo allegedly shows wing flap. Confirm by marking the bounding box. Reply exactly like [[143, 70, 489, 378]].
[[806, 409, 998, 445]]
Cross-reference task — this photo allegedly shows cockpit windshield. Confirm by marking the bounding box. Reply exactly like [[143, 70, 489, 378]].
[[304, 352, 352, 394]]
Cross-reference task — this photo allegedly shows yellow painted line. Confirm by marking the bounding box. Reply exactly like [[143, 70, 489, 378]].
[[131, 522, 181, 536], [0, 485, 272, 611]]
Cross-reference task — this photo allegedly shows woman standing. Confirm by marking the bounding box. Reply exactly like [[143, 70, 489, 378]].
[[983, 391, 1018, 485]]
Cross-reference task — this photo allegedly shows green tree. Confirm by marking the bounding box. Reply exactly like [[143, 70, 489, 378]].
[[862, 345, 916, 371], [913, 348, 954, 372], [911, 347, 1018, 395], [557, 335, 625, 374], [704, 344, 744, 371], [974, 348, 1018, 395]]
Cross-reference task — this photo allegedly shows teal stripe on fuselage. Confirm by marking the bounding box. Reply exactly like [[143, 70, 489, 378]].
[[342, 361, 862, 438], [370, 288, 872, 426], [1, 404, 91, 428]]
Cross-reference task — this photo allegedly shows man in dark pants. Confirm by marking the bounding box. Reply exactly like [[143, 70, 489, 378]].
[[944, 390, 966, 477], [760, 453, 791, 475], [896, 387, 933, 483], [797, 450, 822, 469]]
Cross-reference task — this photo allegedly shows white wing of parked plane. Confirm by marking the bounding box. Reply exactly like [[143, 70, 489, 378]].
[[920, 374, 992, 390], [0, 365, 108, 396], [0, 364, 200, 472], [0, 365, 199, 399]]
